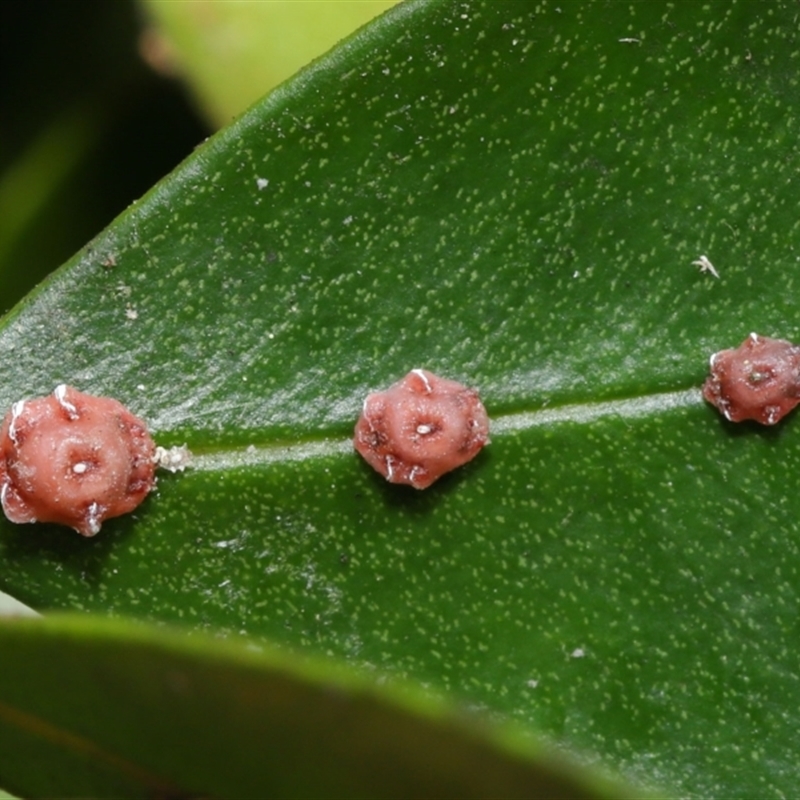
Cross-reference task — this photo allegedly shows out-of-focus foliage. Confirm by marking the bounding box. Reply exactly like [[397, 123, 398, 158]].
[[0, 590, 37, 618], [140, 0, 399, 127], [0, 615, 641, 799], [0, 0, 206, 316]]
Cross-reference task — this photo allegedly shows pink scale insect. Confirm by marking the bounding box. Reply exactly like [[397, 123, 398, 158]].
[[354, 368, 490, 489], [703, 333, 800, 425], [0, 385, 189, 536]]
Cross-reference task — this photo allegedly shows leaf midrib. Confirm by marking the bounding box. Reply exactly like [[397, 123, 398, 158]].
[[189, 387, 702, 471]]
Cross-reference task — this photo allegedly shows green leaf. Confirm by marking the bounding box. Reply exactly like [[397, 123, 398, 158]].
[[0, 590, 37, 618], [0, 614, 639, 799], [1, 0, 799, 795], [140, 0, 400, 127]]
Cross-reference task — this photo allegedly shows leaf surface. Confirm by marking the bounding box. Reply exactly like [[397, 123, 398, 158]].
[[0, 614, 638, 799], [2, 1, 800, 796]]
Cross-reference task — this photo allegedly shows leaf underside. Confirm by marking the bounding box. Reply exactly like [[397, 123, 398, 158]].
[[2, 1, 800, 797], [0, 615, 642, 800]]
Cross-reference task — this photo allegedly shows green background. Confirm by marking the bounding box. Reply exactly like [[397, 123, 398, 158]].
[[2, 1, 800, 797]]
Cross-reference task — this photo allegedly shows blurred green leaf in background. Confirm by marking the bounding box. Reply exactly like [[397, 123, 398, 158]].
[[140, 0, 400, 127], [0, 0, 207, 316]]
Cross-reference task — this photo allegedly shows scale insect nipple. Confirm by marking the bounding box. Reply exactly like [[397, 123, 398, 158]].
[[0, 385, 157, 536], [353, 369, 490, 489]]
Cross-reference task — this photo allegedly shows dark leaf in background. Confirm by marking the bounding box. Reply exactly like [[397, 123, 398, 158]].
[[0, 0, 207, 314]]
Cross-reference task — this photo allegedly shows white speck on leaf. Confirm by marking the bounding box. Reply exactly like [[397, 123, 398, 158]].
[[154, 444, 192, 472], [256, 177, 269, 190], [692, 254, 720, 279]]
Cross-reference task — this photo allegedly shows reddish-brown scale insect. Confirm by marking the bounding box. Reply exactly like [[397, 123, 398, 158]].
[[354, 368, 490, 489], [0, 385, 156, 536], [703, 333, 800, 425]]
